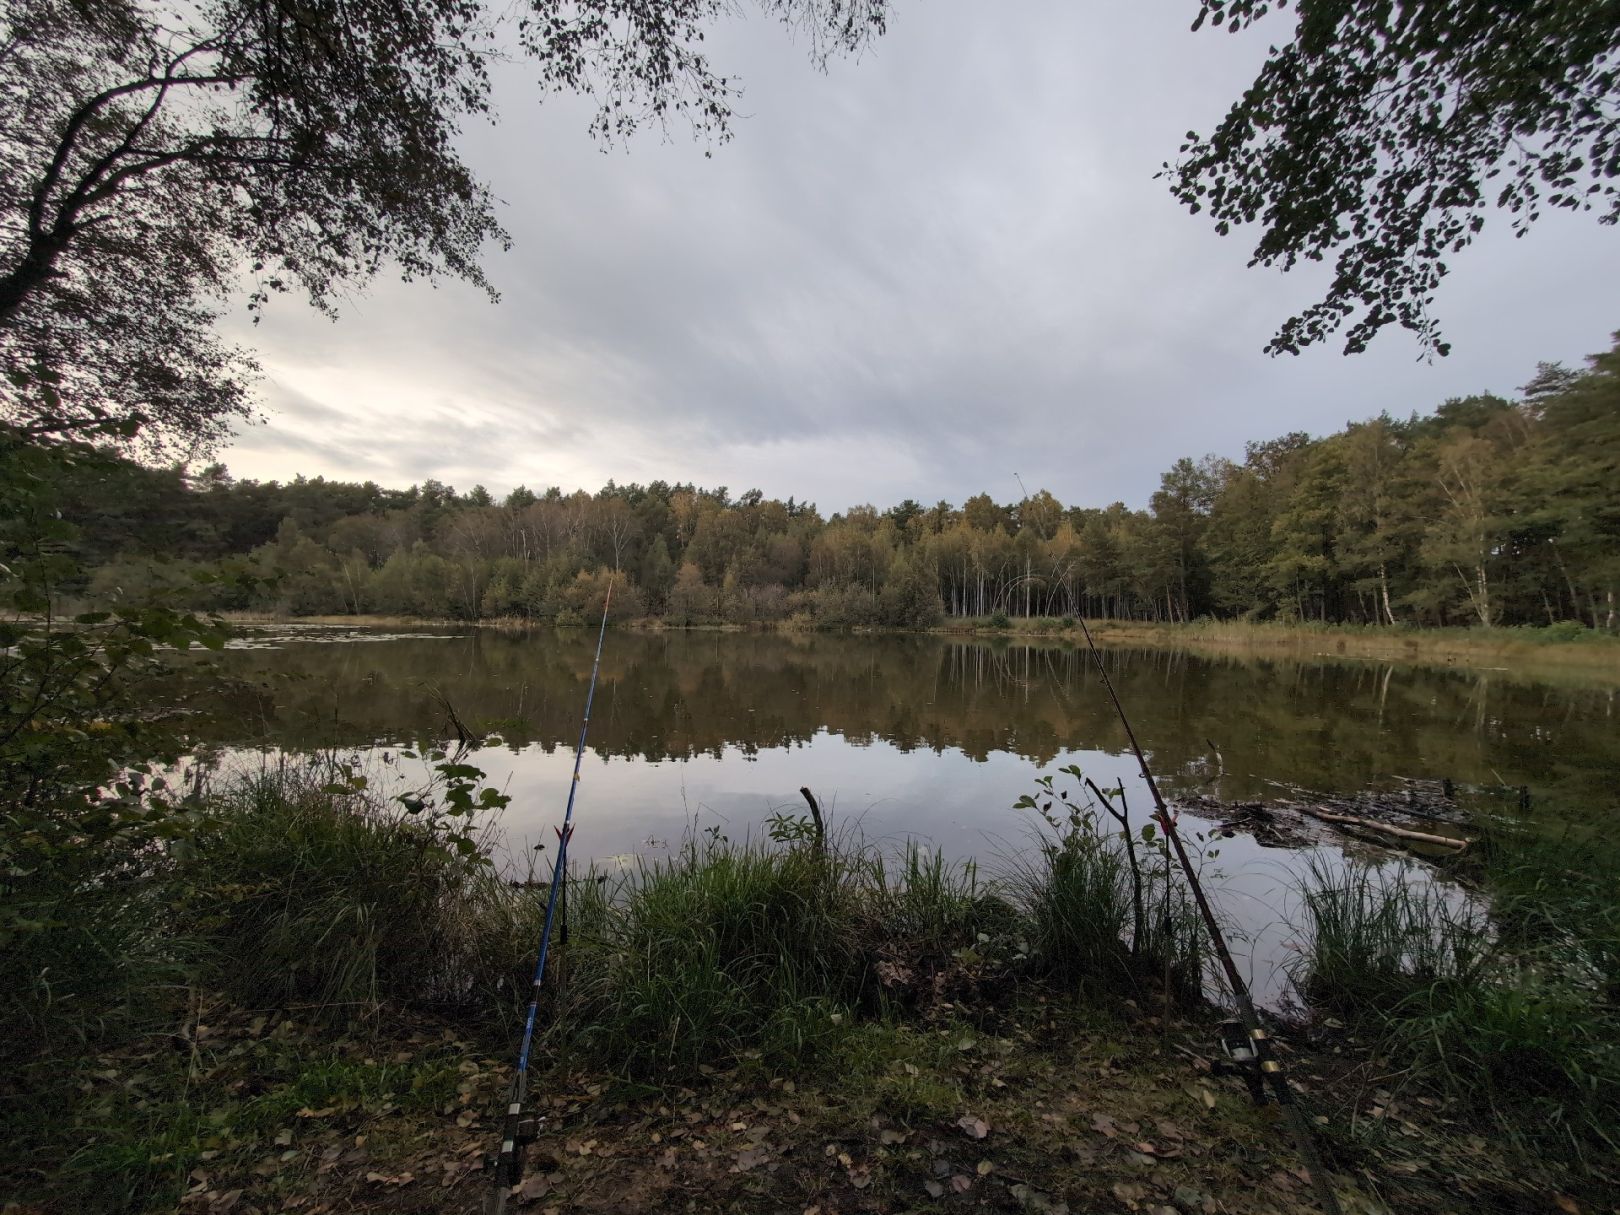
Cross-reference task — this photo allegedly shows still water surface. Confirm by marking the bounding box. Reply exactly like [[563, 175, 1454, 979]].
[[182, 627, 1619, 1001]]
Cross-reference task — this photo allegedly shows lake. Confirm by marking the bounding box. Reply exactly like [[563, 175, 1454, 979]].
[[177, 626, 1619, 1002]]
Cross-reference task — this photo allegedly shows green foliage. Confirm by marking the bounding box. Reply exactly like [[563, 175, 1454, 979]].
[[549, 814, 1165, 1078], [0, 0, 888, 453], [0, 833, 192, 1069], [28, 1027, 469, 1214], [1292, 851, 1620, 1162], [863, 844, 1016, 959], [237, 1053, 461, 1131], [175, 759, 516, 1017], [1472, 822, 1620, 1002], [1012, 769, 1203, 1001], [1, 426, 233, 1053], [820, 1017, 973, 1122], [1291, 858, 1490, 1015], [1175, 1, 1620, 357], [1016, 814, 1134, 987], [561, 838, 869, 1075]]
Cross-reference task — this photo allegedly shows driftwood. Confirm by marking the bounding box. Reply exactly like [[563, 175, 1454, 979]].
[[1292, 805, 1470, 850], [799, 785, 827, 851], [1177, 791, 1475, 855]]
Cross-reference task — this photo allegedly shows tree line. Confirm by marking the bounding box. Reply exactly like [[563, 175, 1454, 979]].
[[59, 334, 1620, 632]]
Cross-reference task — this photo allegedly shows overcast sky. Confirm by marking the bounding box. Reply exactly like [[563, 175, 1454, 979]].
[[219, 2, 1618, 512]]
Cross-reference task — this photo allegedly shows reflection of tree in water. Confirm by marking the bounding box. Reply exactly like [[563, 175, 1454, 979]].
[[188, 631, 1618, 816]]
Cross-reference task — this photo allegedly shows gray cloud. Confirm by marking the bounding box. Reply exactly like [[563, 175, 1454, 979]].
[[219, 2, 1620, 509]]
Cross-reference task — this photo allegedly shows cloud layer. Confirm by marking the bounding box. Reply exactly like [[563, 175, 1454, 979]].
[[220, 2, 1619, 511]]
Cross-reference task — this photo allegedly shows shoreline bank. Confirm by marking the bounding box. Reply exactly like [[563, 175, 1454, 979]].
[[217, 611, 1620, 684], [6, 765, 1615, 1213]]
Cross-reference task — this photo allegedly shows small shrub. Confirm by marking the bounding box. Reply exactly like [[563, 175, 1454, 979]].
[[1535, 620, 1590, 643]]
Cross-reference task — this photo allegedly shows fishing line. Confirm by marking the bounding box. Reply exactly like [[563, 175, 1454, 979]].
[[486, 580, 614, 1213], [1076, 617, 1344, 1215]]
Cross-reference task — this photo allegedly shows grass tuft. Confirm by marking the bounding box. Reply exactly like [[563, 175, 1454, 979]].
[[176, 762, 531, 1019], [1291, 853, 1619, 1164]]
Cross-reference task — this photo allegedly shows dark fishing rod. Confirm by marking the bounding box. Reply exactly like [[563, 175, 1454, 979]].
[[1076, 617, 1344, 1215], [486, 581, 614, 1214]]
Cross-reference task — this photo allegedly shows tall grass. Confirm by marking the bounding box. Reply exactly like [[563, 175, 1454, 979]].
[[558, 838, 869, 1074], [862, 843, 1020, 959], [176, 763, 531, 1018], [552, 826, 1165, 1076], [1008, 776, 1205, 1002], [12, 759, 1210, 1085], [1012, 826, 1133, 987], [1292, 857, 1491, 1014], [1472, 822, 1620, 1000], [1291, 855, 1619, 1163], [1, 844, 192, 1068]]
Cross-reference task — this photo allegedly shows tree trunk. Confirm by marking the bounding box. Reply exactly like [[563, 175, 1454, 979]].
[[0, 235, 68, 328]]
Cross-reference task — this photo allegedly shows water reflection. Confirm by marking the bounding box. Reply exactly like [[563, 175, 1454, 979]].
[[192, 626, 1618, 813], [175, 628, 1613, 1005]]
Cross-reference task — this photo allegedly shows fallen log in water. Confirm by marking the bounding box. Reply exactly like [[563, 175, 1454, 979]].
[[1175, 791, 1474, 855], [1290, 805, 1470, 851]]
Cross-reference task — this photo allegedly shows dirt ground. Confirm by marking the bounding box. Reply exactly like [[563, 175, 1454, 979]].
[[38, 996, 1601, 1215]]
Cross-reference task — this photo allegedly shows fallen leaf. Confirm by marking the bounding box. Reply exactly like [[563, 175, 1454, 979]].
[[975, 1159, 994, 1176], [1113, 1180, 1146, 1209], [957, 1115, 990, 1140], [515, 1175, 551, 1201], [924, 1180, 945, 1198], [950, 1174, 973, 1193], [1131, 1140, 1181, 1159], [274, 1129, 293, 1147], [879, 1129, 907, 1145], [1010, 1183, 1070, 1214]]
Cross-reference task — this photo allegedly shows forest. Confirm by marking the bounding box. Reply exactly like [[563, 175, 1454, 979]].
[[56, 334, 1620, 633]]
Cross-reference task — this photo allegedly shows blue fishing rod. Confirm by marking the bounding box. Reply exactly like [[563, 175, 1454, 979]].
[[486, 581, 614, 1214]]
